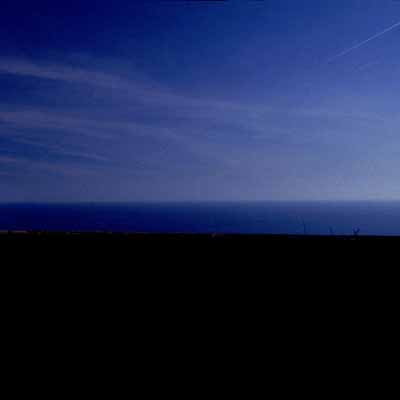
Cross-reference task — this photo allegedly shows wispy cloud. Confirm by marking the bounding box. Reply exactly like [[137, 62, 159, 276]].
[[0, 155, 22, 165], [11, 138, 109, 163], [327, 20, 400, 63], [0, 58, 150, 93], [0, 153, 104, 177], [0, 110, 112, 139], [4, 57, 356, 130], [0, 57, 392, 182], [357, 60, 381, 71], [0, 107, 234, 173], [0, 58, 270, 116], [0, 109, 202, 143]]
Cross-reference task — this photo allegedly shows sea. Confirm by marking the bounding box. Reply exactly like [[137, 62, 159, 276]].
[[1, 201, 400, 236]]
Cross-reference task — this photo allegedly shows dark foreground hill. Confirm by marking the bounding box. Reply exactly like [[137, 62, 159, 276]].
[[2, 230, 396, 366], [1, 231, 398, 263], [1, 231, 400, 241]]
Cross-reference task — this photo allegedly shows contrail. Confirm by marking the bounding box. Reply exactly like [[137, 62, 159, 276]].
[[328, 20, 400, 63]]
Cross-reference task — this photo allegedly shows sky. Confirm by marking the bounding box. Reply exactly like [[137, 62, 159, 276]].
[[0, 0, 399, 202]]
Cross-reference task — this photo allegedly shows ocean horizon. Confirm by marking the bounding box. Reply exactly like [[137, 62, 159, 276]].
[[1, 201, 400, 236]]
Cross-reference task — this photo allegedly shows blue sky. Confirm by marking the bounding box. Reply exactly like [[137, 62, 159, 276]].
[[0, 0, 399, 201]]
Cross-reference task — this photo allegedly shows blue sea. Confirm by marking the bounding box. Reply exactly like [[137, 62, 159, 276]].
[[1, 202, 400, 236]]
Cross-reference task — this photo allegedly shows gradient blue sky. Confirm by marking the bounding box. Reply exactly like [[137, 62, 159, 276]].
[[0, 0, 399, 201]]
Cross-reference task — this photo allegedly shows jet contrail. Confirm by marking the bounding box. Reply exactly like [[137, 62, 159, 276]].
[[328, 20, 400, 63]]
